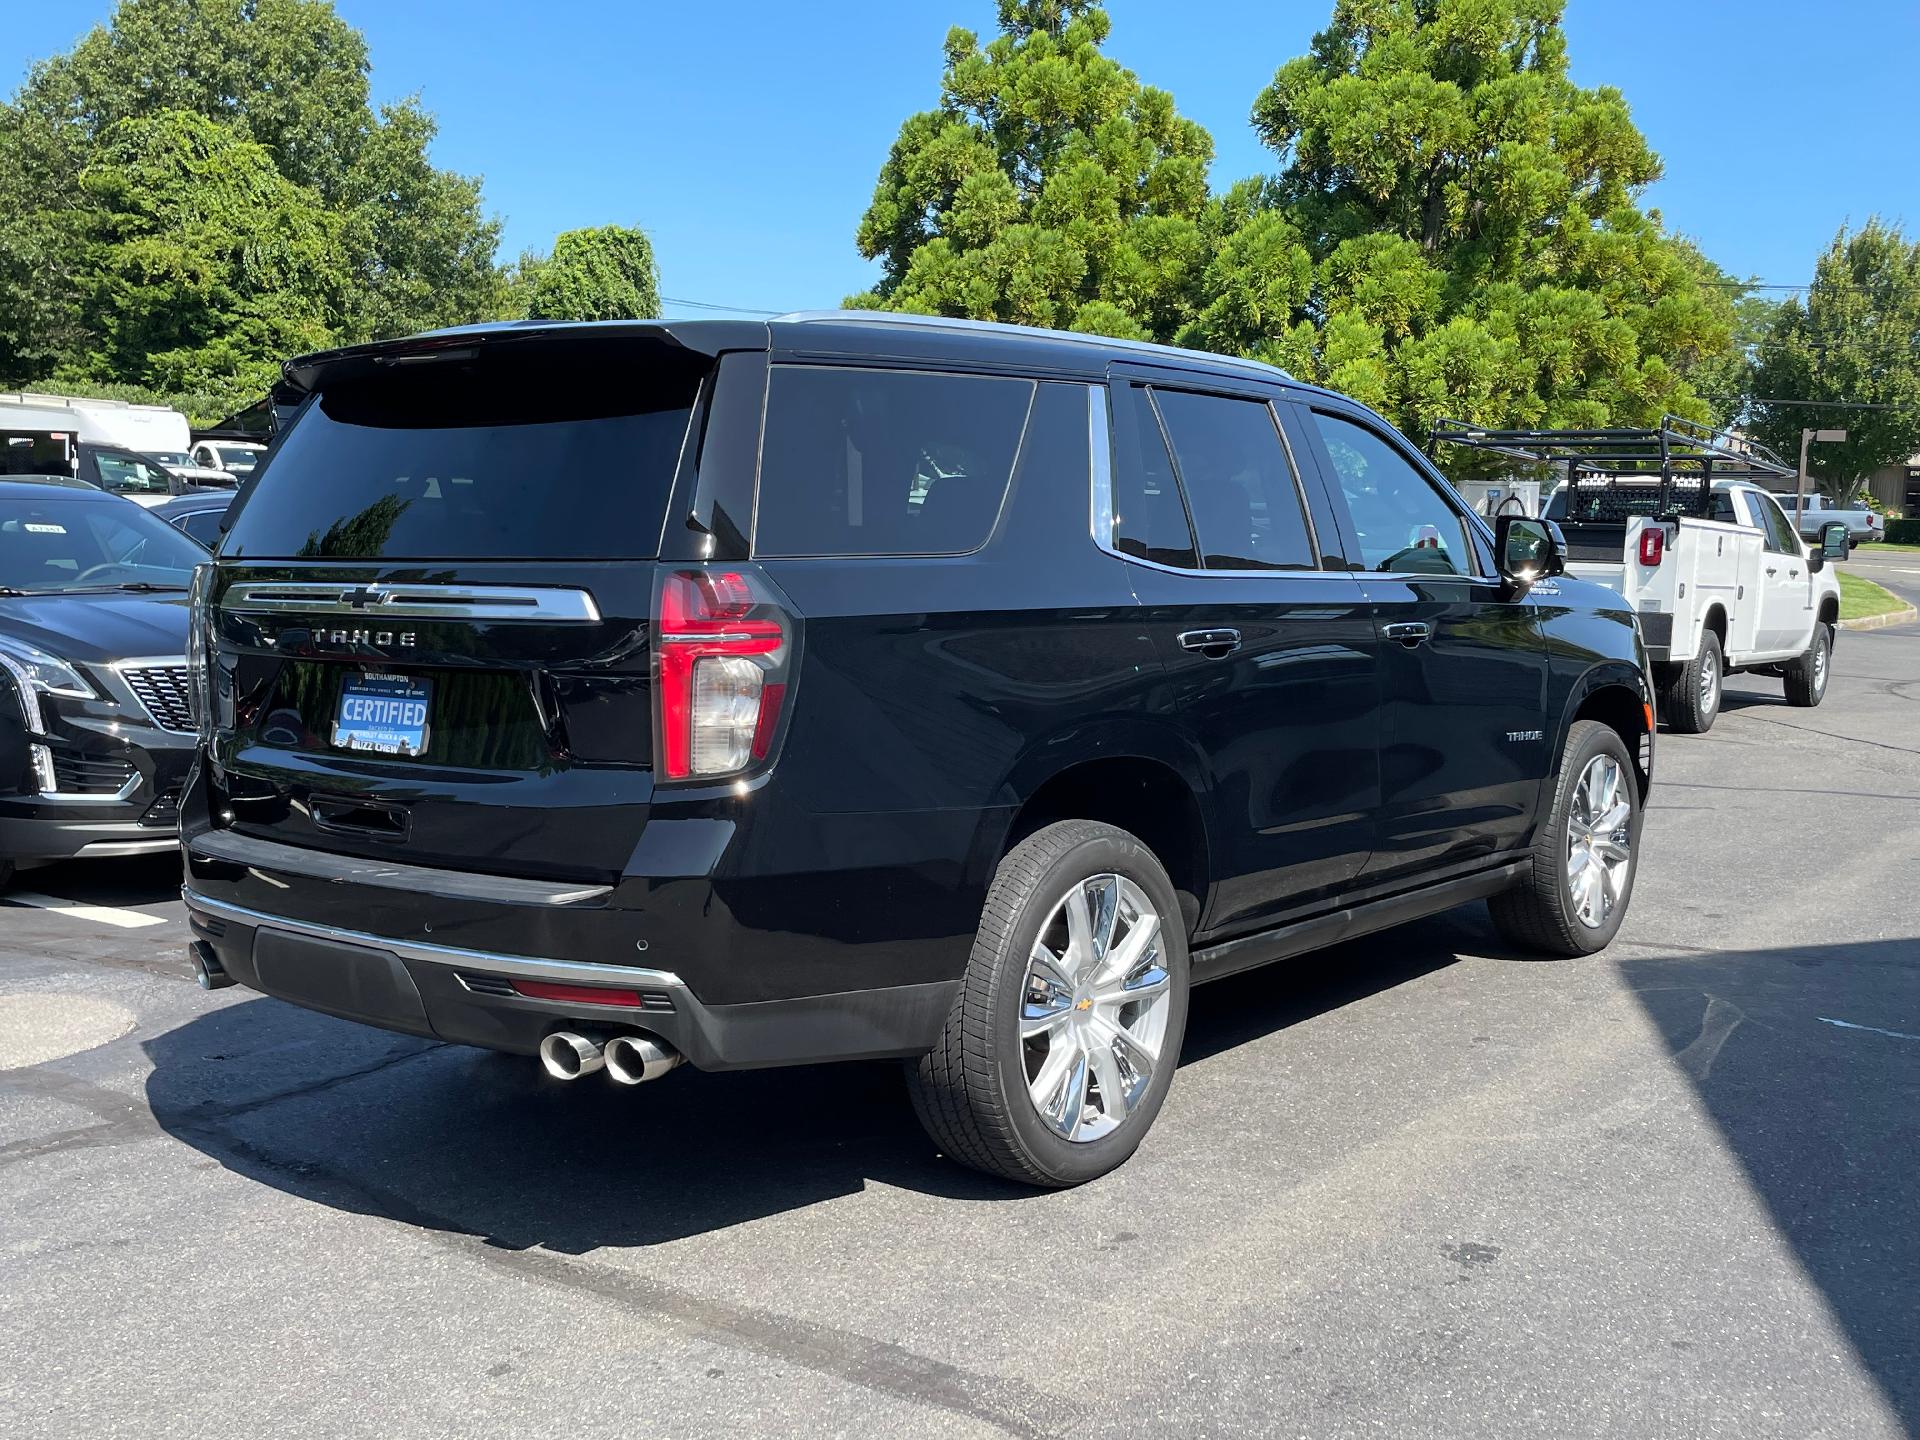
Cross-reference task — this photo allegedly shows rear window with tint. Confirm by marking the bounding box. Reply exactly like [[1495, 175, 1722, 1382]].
[[221, 341, 702, 560], [755, 367, 1034, 557]]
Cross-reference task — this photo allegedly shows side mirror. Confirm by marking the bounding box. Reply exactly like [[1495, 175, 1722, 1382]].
[[1820, 521, 1849, 561], [1495, 514, 1565, 587]]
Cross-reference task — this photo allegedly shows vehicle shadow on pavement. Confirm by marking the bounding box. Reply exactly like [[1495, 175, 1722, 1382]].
[[138, 914, 1482, 1251], [14, 853, 182, 908], [1621, 936, 1920, 1433]]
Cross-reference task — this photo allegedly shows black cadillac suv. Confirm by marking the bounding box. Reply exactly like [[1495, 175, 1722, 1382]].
[[1, 480, 203, 885], [181, 314, 1654, 1186]]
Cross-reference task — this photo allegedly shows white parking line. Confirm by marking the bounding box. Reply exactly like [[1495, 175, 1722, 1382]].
[[1, 893, 168, 930]]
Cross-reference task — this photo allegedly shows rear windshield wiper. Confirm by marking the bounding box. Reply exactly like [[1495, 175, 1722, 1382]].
[[58, 581, 192, 594]]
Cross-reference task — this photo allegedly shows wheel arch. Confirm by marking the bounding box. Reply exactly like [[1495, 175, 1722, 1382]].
[[1561, 666, 1653, 800], [1700, 602, 1728, 650], [981, 722, 1215, 938]]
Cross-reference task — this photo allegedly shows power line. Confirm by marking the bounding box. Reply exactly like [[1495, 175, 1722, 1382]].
[[1753, 398, 1900, 409], [659, 295, 782, 316]]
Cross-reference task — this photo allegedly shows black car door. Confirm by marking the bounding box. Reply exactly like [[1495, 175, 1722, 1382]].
[[80, 445, 179, 500], [1293, 404, 1551, 885], [1102, 369, 1380, 939]]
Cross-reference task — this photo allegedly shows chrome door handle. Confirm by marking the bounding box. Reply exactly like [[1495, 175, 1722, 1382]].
[[1177, 628, 1241, 657], [1383, 621, 1432, 647]]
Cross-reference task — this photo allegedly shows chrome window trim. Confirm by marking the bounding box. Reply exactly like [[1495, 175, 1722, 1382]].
[[182, 890, 688, 989], [220, 582, 602, 623]]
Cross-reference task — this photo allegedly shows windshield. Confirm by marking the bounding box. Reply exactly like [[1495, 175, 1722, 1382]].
[[0, 495, 207, 592], [147, 451, 192, 466], [216, 445, 261, 470]]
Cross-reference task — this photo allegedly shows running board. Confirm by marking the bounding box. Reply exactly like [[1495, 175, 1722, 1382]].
[[1189, 861, 1528, 985]]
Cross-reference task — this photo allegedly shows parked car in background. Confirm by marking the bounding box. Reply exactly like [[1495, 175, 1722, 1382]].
[[181, 313, 1656, 1187], [154, 490, 235, 549], [1778, 491, 1882, 548], [146, 449, 238, 489], [190, 439, 266, 477], [74, 443, 234, 507], [0, 479, 205, 887]]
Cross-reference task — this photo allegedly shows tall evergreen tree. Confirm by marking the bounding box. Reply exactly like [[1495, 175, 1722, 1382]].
[[851, 1, 1219, 341], [1238, 0, 1739, 438]]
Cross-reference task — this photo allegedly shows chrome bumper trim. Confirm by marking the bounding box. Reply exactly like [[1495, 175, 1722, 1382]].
[[77, 838, 179, 857], [181, 889, 686, 989]]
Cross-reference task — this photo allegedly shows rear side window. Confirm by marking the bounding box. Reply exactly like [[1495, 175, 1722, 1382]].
[[755, 367, 1033, 558], [177, 508, 224, 548], [1151, 389, 1315, 571], [221, 341, 702, 560]]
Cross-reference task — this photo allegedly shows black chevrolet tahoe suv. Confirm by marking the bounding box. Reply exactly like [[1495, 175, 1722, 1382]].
[[182, 313, 1653, 1186]]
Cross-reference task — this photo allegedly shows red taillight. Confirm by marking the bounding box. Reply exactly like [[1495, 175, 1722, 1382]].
[[656, 568, 792, 780], [510, 980, 644, 1007], [1638, 527, 1665, 567]]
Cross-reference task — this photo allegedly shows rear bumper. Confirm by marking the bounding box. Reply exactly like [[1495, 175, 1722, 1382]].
[[184, 888, 960, 1070]]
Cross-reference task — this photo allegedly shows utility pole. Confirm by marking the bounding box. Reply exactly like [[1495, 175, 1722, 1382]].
[[1796, 427, 1848, 525]]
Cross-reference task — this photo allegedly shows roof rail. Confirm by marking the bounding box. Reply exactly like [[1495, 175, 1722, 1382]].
[[775, 309, 1292, 383]]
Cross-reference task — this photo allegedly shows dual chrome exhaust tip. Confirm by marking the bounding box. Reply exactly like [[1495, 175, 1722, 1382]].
[[537, 1029, 683, 1086]]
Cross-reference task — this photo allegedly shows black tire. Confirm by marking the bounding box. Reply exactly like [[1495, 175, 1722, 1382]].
[[1660, 628, 1721, 734], [907, 819, 1190, 1188], [1783, 623, 1833, 708], [1489, 719, 1642, 958]]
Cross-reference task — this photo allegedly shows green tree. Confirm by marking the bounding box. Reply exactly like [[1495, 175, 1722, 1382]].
[[850, 1, 1219, 340], [1240, 0, 1738, 440], [522, 225, 662, 321], [1750, 220, 1920, 499], [0, 0, 501, 395], [18, 0, 372, 200], [74, 110, 342, 411], [336, 100, 503, 339]]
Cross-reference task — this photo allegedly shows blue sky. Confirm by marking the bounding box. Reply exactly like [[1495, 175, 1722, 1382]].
[[10, 1, 1919, 319]]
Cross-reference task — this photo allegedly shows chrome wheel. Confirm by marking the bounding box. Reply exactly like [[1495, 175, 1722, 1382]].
[[1699, 645, 1720, 716], [1565, 755, 1633, 930], [1813, 633, 1829, 696], [1020, 874, 1171, 1143]]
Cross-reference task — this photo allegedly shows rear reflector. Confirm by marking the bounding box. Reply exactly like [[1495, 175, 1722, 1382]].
[[510, 979, 645, 1008], [1637, 527, 1665, 566]]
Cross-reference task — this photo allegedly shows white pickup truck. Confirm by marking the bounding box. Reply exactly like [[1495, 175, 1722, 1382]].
[[1544, 479, 1844, 732], [1779, 491, 1883, 548]]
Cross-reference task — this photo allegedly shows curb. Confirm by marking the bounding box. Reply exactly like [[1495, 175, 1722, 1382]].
[[1839, 606, 1917, 633]]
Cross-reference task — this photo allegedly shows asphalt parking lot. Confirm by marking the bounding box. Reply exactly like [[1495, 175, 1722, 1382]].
[[3, 621, 1916, 1439]]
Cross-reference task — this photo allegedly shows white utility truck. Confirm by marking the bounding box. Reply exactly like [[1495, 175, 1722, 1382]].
[[1437, 417, 1846, 734]]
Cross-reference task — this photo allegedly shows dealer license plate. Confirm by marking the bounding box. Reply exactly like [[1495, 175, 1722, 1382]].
[[331, 673, 431, 756]]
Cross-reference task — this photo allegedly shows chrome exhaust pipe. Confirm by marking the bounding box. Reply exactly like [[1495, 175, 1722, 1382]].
[[604, 1033, 684, 1086], [538, 1030, 605, 1081], [188, 941, 235, 991]]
